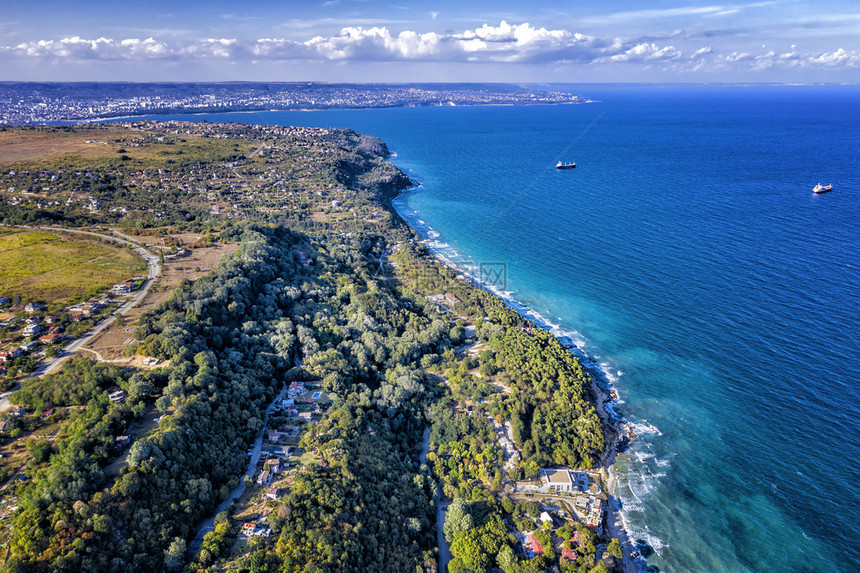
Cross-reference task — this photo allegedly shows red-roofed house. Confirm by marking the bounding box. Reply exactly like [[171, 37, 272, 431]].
[[562, 548, 578, 560], [526, 533, 544, 556], [39, 333, 66, 344]]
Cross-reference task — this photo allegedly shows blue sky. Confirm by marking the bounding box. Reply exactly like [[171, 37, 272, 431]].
[[1, 0, 858, 82]]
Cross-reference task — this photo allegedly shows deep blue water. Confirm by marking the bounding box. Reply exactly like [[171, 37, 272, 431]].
[[138, 85, 860, 572]]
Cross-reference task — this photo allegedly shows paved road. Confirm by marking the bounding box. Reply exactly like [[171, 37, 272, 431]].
[[188, 384, 287, 556], [420, 426, 451, 573], [0, 226, 160, 411]]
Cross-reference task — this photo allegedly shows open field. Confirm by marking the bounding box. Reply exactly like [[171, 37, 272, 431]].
[[0, 125, 255, 170], [0, 230, 146, 304]]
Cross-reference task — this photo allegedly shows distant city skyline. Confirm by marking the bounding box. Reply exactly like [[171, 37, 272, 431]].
[[2, 0, 858, 83]]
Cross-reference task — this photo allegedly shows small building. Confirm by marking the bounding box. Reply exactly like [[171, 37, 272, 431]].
[[108, 388, 127, 403], [526, 533, 545, 557], [241, 522, 257, 537], [298, 411, 315, 421], [587, 499, 603, 529], [288, 381, 306, 399], [539, 511, 554, 526], [265, 458, 281, 474], [444, 292, 460, 305], [562, 548, 578, 560], [0, 296, 8, 306], [39, 333, 66, 345], [256, 470, 272, 486], [10, 406, 25, 417], [23, 323, 42, 337], [24, 302, 43, 313], [115, 435, 131, 447], [263, 487, 280, 501], [41, 407, 55, 418], [267, 430, 285, 443]]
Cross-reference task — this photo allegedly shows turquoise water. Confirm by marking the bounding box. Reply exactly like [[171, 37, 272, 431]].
[[139, 85, 860, 572]]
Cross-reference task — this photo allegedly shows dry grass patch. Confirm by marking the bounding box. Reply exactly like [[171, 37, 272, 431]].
[[0, 230, 145, 305]]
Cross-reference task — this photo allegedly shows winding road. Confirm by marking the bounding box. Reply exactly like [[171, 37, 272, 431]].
[[0, 226, 160, 411]]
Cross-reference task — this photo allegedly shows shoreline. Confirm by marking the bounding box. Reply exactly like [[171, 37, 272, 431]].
[[390, 189, 644, 572]]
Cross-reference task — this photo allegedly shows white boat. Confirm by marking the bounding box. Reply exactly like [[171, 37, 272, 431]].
[[556, 161, 576, 169], [813, 183, 833, 194]]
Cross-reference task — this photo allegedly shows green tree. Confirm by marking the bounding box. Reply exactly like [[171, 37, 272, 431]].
[[163, 537, 186, 571], [497, 544, 516, 572], [443, 498, 474, 542], [608, 538, 622, 559]]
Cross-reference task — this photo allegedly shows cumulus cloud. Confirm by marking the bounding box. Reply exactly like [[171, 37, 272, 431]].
[[2, 20, 858, 75], [605, 42, 682, 63], [12, 36, 171, 60]]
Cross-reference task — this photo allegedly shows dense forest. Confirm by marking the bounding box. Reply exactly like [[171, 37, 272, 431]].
[[0, 123, 612, 572]]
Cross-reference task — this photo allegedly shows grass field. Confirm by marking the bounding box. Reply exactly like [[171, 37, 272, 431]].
[[0, 230, 146, 305]]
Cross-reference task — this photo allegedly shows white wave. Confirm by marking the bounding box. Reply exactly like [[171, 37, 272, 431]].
[[629, 421, 663, 437]]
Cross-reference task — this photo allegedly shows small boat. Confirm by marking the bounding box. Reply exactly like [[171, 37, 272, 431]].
[[556, 161, 576, 169], [813, 183, 833, 194]]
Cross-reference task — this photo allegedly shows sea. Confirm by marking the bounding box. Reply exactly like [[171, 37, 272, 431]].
[[136, 84, 860, 572]]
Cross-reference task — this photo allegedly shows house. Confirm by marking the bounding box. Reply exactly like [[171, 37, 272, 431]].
[[288, 381, 306, 399], [23, 323, 41, 337], [265, 458, 281, 474], [444, 292, 460, 305], [256, 470, 272, 486], [41, 407, 55, 418], [526, 533, 545, 557], [539, 511, 554, 526], [263, 487, 280, 501], [267, 430, 285, 443], [0, 348, 22, 362], [587, 499, 603, 529], [24, 302, 43, 313], [10, 406, 25, 417], [115, 435, 131, 447], [522, 468, 594, 495], [241, 522, 257, 537], [562, 548, 578, 560], [572, 530, 586, 550], [298, 411, 315, 421], [39, 333, 66, 345], [281, 398, 295, 408], [108, 388, 127, 403]]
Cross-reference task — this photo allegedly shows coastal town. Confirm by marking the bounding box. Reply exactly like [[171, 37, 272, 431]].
[[0, 82, 587, 125]]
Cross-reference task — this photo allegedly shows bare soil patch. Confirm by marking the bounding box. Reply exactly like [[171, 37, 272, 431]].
[[80, 242, 238, 361]]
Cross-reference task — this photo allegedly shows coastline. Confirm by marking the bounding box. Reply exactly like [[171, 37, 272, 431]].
[[390, 188, 644, 573]]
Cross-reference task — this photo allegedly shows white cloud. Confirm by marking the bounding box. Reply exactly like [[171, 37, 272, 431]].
[[808, 47, 860, 66], [2, 21, 857, 75], [606, 42, 682, 63]]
